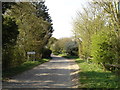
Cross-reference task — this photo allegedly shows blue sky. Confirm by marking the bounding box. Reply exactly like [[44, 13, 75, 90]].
[[45, 0, 89, 39]]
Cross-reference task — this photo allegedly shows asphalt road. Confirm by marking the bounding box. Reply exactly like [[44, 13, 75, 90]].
[[2, 55, 79, 88]]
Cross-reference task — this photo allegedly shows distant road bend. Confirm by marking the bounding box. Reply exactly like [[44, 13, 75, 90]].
[[3, 55, 79, 88]]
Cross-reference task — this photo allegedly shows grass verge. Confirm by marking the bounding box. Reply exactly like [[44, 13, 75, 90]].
[[63, 55, 119, 88], [2, 58, 50, 81], [59, 54, 79, 59], [75, 58, 120, 88]]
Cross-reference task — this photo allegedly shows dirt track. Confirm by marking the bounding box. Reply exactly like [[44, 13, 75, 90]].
[[2, 55, 79, 88]]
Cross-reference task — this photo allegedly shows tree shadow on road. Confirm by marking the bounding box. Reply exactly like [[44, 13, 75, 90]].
[[3, 55, 80, 88]]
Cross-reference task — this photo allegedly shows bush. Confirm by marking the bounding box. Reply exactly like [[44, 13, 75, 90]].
[[65, 41, 78, 56], [42, 48, 52, 58], [91, 30, 118, 68], [2, 16, 19, 70]]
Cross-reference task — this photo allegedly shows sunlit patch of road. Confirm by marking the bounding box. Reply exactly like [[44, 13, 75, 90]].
[[3, 55, 79, 88]]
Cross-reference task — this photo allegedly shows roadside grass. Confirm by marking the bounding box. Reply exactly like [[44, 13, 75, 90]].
[[63, 55, 120, 88], [59, 54, 79, 59], [62, 55, 79, 59], [2, 58, 50, 81], [58, 53, 67, 57], [76, 58, 120, 88]]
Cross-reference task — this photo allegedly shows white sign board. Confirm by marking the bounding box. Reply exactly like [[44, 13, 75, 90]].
[[27, 52, 36, 54]]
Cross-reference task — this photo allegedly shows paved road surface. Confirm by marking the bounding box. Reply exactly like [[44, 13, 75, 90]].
[[2, 55, 79, 88]]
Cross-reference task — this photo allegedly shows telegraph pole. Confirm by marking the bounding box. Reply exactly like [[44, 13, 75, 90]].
[[118, 0, 120, 13], [118, 0, 120, 19]]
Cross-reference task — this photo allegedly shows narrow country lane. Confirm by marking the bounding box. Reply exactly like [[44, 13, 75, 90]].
[[2, 55, 79, 88]]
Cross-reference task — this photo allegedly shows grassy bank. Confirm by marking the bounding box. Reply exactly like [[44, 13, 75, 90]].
[[3, 58, 50, 80], [63, 55, 120, 88], [59, 54, 79, 59]]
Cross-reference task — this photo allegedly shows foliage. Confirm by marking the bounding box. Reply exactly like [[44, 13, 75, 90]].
[[51, 40, 61, 55], [72, 0, 120, 72], [2, 2, 53, 70], [91, 30, 120, 72], [2, 16, 19, 70], [42, 48, 52, 58], [2, 2, 16, 14], [51, 37, 78, 56], [47, 37, 58, 49], [72, 4, 106, 59], [91, 30, 116, 64], [34, 1, 52, 23], [65, 41, 78, 56], [2, 16, 19, 48]]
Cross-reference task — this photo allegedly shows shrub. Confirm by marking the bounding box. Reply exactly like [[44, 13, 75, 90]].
[[42, 48, 52, 58], [91, 30, 117, 66], [65, 41, 78, 56]]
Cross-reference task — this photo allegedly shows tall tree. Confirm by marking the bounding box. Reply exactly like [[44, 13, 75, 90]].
[[72, 0, 120, 71], [2, 2, 19, 69], [2, 1, 54, 70], [2, 2, 16, 14], [9, 2, 53, 59]]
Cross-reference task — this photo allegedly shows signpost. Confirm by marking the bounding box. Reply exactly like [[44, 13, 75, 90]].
[[27, 52, 36, 55], [118, 1, 120, 14], [27, 51, 36, 61]]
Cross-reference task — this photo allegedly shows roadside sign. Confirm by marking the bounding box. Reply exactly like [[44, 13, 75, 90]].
[[27, 52, 36, 54]]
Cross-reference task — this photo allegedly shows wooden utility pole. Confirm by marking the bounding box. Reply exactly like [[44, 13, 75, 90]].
[[118, 0, 120, 13]]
